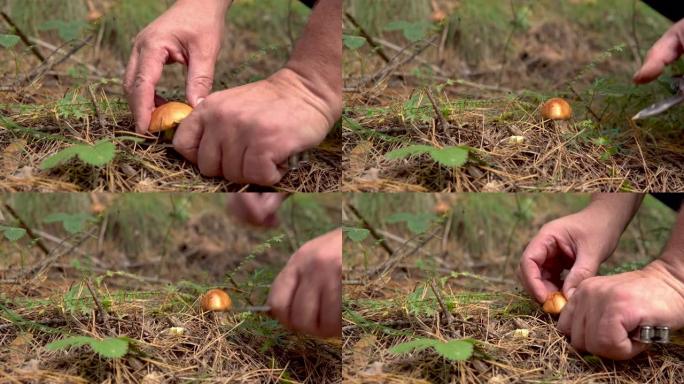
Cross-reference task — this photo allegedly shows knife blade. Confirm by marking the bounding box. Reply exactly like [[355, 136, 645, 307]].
[[231, 305, 271, 314], [633, 75, 684, 120], [632, 94, 684, 120]]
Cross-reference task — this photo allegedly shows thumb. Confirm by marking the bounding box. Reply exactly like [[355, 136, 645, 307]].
[[186, 50, 216, 107], [562, 257, 600, 299], [173, 106, 204, 164]]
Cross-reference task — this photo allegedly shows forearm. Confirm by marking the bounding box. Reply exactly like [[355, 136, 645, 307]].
[[659, 209, 684, 272], [584, 193, 644, 236], [174, 0, 232, 15], [284, 0, 343, 119]]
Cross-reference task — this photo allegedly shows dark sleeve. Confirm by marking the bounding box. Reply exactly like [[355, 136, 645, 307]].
[[641, 1, 684, 22], [651, 194, 684, 211], [300, 0, 316, 9]]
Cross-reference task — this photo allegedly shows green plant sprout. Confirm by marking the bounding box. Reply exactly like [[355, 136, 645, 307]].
[[0, 34, 20, 49], [343, 226, 370, 242], [390, 337, 475, 361], [46, 335, 131, 359], [386, 212, 438, 234], [384, 20, 434, 42], [0, 225, 26, 241], [343, 34, 367, 50], [39, 140, 116, 170], [38, 19, 89, 42], [385, 144, 470, 169], [44, 212, 96, 234]]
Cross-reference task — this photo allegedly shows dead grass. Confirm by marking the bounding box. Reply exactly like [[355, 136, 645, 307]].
[[342, 92, 684, 192], [342, 0, 684, 192], [0, 85, 341, 193], [343, 282, 684, 384], [342, 193, 684, 383], [0, 195, 342, 383], [1, 281, 341, 383]]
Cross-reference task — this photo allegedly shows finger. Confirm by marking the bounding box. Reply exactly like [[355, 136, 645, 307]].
[[197, 132, 223, 177], [318, 273, 342, 338], [258, 193, 287, 227], [241, 149, 287, 187], [562, 257, 599, 300], [634, 24, 684, 84], [520, 235, 562, 303], [173, 108, 203, 164], [221, 137, 247, 184], [557, 292, 577, 335], [290, 274, 322, 336], [267, 265, 299, 329], [569, 299, 587, 353], [186, 47, 216, 107], [123, 47, 140, 98], [130, 47, 168, 133]]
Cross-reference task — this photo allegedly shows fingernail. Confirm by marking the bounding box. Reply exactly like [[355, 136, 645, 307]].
[[196, 98, 205, 106]]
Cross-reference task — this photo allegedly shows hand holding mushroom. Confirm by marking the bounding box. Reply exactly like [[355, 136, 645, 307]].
[[557, 260, 684, 360], [124, 0, 341, 186], [172, 68, 338, 185], [267, 228, 342, 338], [123, 0, 229, 134], [634, 19, 684, 85], [518, 194, 642, 303]]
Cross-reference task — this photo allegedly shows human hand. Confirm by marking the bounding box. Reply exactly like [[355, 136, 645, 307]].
[[123, 0, 230, 133], [267, 228, 342, 338], [634, 19, 684, 84], [228, 193, 287, 228], [557, 260, 684, 360], [518, 202, 636, 303], [173, 68, 338, 186]]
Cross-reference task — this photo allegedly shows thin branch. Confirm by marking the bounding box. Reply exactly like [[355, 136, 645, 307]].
[[3, 204, 50, 255], [346, 203, 394, 256]]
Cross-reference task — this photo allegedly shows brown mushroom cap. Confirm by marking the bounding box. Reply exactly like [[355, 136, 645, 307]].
[[149, 102, 193, 133], [541, 98, 572, 121], [200, 288, 232, 312], [542, 291, 567, 315]]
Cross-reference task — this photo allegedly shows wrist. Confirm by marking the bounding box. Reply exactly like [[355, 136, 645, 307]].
[[272, 68, 342, 126], [645, 259, 684, 300], [583, 194, 643, 235], [174, 0, 232, 14]]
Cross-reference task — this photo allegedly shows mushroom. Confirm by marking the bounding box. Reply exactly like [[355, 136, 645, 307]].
[[86, 0, 103, 22], [149, 102, 193, 135], [200, 289, 232, 312], [541, 98, 572, 131], [430, 0, 447, 23], [542, 291, 567, 315], [433, 200, 451, 215]]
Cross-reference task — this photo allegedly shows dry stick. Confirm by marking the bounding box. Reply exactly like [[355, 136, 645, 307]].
[[373, 37, 449, 77], [429, 279, 454, 324], [425, 87, 450, 135], [26, 36, 93, 85], [85, 279, 113, 335], [345, 203, 394, 256], [29, 227, 97, 281], [358, 37, 437, 90], [441, 213, 452, 254], [29, 37, 102, 75], [344, 11, 390, 64], [88, 85, 106, 130], [370, 227, 441, 279], [0, 11, 46, 62], [3, 204, 50, 255]]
